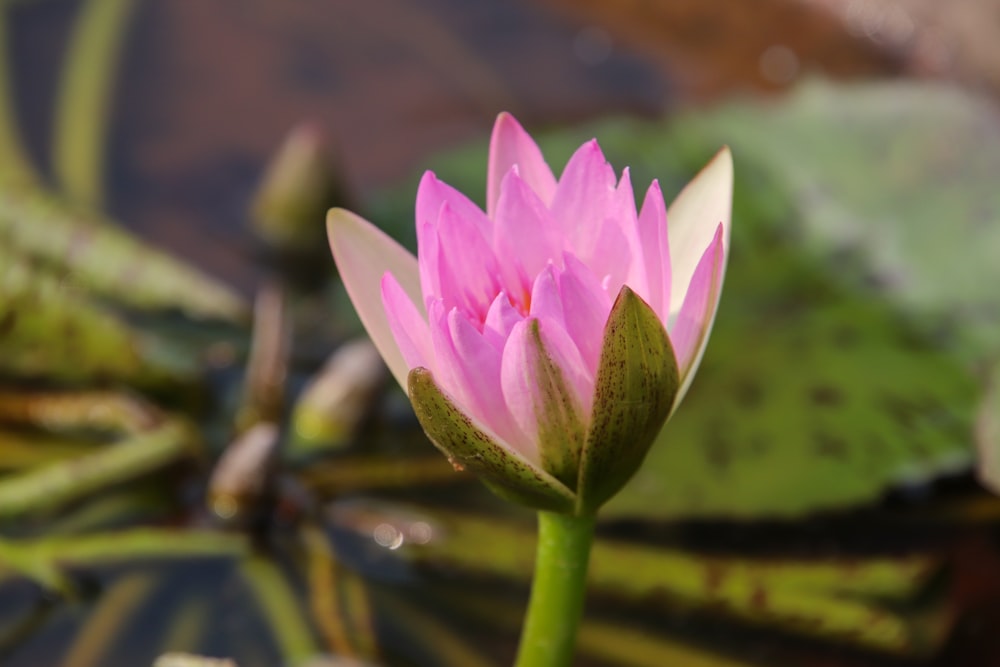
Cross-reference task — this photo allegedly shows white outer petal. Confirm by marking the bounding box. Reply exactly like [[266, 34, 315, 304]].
[[327, 207, 423, 390], [666, 147, 733, 316]]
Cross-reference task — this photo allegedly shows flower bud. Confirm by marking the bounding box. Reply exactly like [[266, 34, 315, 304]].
[[329, 113, 732, 515]]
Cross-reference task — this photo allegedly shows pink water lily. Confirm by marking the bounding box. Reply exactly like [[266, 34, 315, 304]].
[[329, 113, 732, 514]]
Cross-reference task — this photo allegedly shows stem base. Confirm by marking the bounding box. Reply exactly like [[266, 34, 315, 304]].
[[514, 511, 596, 667]]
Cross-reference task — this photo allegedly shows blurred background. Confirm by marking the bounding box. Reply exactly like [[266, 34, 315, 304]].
[[4, 1, 1000, 666], [11, 0, 997, 291]]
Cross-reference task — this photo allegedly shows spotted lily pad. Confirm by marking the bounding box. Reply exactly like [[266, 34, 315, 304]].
[[610, 231, 975, 519]]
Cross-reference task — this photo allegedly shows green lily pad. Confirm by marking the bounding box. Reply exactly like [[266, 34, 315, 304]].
[[612, 252, 975, 519], [685, 79, 1000, 362], [370, 80, 985, 520]]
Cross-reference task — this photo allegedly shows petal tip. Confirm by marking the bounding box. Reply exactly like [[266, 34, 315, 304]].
[[583, 138, 604, 159], [704, 145, 733, 175], [325, 205, 353, 230], [417, 169, 444, 195], [494, 110, 517, 129], [326, 207, 368, 252], [707, 145, 733, 181], [490, 112, 529, 151]]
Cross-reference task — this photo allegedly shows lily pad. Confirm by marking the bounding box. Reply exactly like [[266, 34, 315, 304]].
[[612, 250, 975, 519], [686, 80, 1000, 362]]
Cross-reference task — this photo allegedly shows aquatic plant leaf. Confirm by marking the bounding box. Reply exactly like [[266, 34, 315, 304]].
[[0, 185, 247, 321], [51, 0, 137, 209], [238, 556, 321, 665], [46, 488, 177, 535], [604, 84, 985, 519], [58, 572, 159, 667], [0, 250, 199, 387], [373, 86, 980, 519], [442, 589, 781, 667], [0, 528, 247, 591], [0, 418, 200, 521], [299, 455, 463, 494], [0, 10, 243, 321], [327, 502, 948, 655], [0, 390, 161, 436], [378, 594, 495, 667], [671, 81, 1000, 498], [573, 617, 761, 667], [0, 429, 97, 471], [688, 80, 1000, 361], [611, 281, 975, 520]]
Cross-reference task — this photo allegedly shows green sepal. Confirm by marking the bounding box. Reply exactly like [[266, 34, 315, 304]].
[[577, 286, 679, 514], [524, 320, 587, 489], [408, 367, 576, 513]]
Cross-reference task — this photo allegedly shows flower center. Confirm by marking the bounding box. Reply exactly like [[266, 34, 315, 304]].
[[513, 287, 531, 318]]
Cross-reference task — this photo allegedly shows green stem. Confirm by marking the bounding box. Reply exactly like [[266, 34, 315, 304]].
[[514, 511, 596, 667]]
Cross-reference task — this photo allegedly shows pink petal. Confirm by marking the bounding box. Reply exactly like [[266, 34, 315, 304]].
[[555, 255, 612, 377], [611, 168, 647, 297], [416, 220, 441, 310], [668, 224, 726, 409], [444, 309, 525, 450], [427, 300, 463, 404], [499, 321, 545, 461], [550, 139, 615, 244], [487, 112, 557, 217], [637, 180, 671, 323], [527, 267, 598, 410], [434, 203, 502, 320], [666, 147, 733, 316], [328, 208, 421, 391], [528, 264, 564, 323], [492, 168, 561, 303], [501, 317, 594, 451], [381, 272, 434, 373], [483, 292, 523, 349], [416, 171, 491, 238], [550, 140, 632, 287]]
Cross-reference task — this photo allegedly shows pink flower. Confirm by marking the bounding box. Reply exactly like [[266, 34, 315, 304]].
[[328, 113, 732, 514]]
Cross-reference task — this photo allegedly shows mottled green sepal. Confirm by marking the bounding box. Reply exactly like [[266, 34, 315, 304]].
[[577, 286, 679, 514], [408, 367, 576, 513]]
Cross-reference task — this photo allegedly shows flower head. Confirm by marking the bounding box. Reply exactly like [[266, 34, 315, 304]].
[[328, 113, 732, 515]]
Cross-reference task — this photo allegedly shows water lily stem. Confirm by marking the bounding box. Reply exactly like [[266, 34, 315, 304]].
[[514, 511, 596, 667]]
